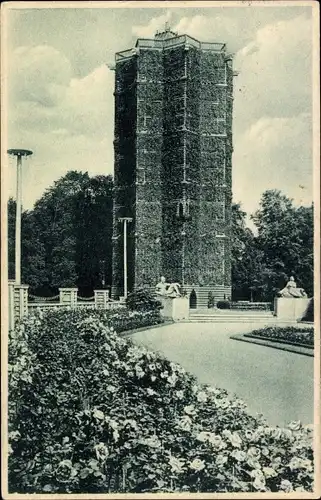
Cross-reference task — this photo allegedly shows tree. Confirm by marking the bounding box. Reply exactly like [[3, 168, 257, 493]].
[[30, 171, 90, 293], [231, 203, 263, 301], [7, 171, 114, 296], [73, 174, 114, 295], [252, 190, 314, 299]]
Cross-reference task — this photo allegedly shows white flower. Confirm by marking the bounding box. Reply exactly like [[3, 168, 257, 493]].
[[196, 391, 207, 403], [247, 446, 261, 459], [282, 428, 293, 440], [253, 475, 266, 491], [222, 430, 242, 448], [244, 429, 255, 440], [262, 467, 277, 478], [189, 458, 205, 471], [8, 430, 21, 441], [123, 419, 138, 430], [250, 469, 264, 479], [93, 408, 105, 420], [142, 435, 162, 448], [135, 366, 145, 379], [177, 415, 192, 431], [146, 388, 157, 396], [196, 431, 210, 442], [184, 404, 196, 415], [151, 375, 156, 382], [94, 442, 109, 461], [149, 363, 156, 371], [230, 432, 242, 448], [231, 450, 247, 462], [288, 456, 313, 471], [215, 454, 228, 466], [167, 373, 178, 386], [247, 458, 261, 470], [280, 479, 293, 493], [160, 371, 169, 379], [269, 427, 283, 439], [206, 387, 222, 395], [287, 420, 302, 431], [169, 455, 185, 474], [208, 434, 226, 449], [176, 390, 184, 400]]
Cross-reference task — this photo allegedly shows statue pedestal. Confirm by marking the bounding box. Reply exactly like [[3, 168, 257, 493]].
[[160, 296, 189, 321], [274, 297, 312, 321]]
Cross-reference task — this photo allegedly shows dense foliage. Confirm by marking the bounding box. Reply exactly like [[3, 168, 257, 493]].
[[216, 301, 271, 311], [7, 171, 113, 296], [232, 191, 313, 301], [247, 326, 314, 347], [8, 310, 314, 494], [126, 288, 163, 312]]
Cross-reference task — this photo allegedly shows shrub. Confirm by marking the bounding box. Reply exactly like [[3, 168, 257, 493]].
[[126, 288, 162, 312], [216, 300, 231, 309], [8, 310, 314, 494], [248, 326, 314, 347], [104, 308, 163, 333]]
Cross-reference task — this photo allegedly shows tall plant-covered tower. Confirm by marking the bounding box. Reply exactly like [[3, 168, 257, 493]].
[[112, 26, 234, 306]]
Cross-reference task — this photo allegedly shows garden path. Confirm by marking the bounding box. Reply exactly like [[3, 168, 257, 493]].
[[132, 322, 314, 427]]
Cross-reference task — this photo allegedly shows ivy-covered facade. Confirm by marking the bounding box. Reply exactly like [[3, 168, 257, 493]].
[[112, 28, 234, 303]]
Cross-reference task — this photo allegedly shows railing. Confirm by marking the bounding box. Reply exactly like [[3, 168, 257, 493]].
[[27, 300, 125, 312], [116, 35, 227, 63]]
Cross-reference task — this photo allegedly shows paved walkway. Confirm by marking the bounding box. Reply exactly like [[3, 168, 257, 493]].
[[132, 322, 314, 427]]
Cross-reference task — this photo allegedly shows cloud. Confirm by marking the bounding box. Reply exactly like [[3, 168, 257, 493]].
[[132, 10, 172, 37], [233, 113, 313, 216], [234, 15, 312, 130], [7, 44, 115, 209], [9, 45, 72, 107], [173, 13, 249, 52], [8, 45, 114, 139]]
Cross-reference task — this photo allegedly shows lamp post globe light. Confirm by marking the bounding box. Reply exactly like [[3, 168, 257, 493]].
[[7, 149, 33, 285]]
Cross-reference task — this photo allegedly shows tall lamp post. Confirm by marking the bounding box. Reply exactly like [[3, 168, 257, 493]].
[[100, 260, 106, 288], [7, 149, 33, 285], [118, 217, 133, 299]]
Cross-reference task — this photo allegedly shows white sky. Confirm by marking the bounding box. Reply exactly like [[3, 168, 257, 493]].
[[3, 2, 316, 222]]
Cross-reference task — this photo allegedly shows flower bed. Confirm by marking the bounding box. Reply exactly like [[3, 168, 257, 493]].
[[8, 310, 314, 494], [246, 326, 314, 347]]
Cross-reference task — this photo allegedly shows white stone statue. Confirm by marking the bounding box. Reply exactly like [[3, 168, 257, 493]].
[[278, 276, 308, 298], [155, 276, 181, 298]]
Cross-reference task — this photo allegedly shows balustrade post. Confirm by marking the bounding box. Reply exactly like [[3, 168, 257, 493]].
[[8, 281, 29, 330], [94, 289, 110, 309], [59, 288, 78, 308]]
